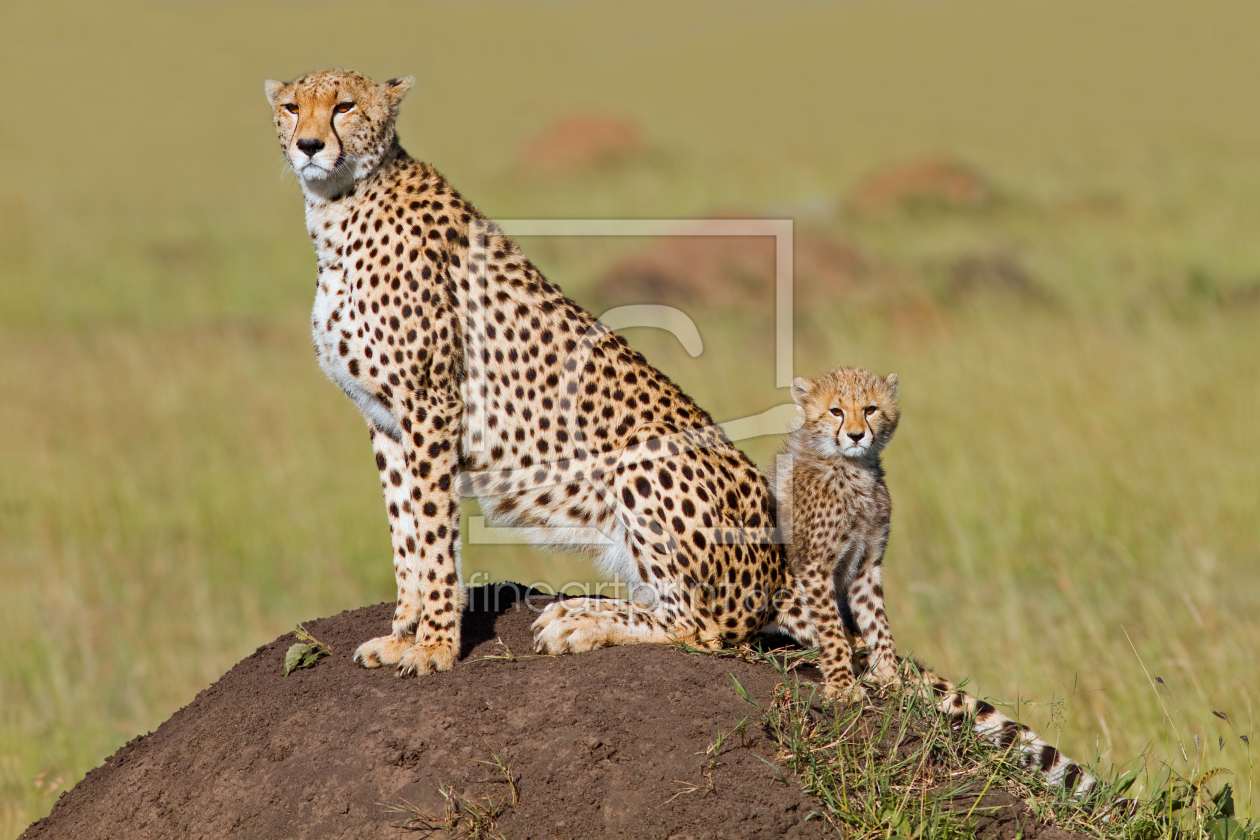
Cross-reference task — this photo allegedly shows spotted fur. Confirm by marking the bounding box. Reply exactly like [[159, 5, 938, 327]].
[[265, 69, 787, 675], [769, 367, 1095, 796]]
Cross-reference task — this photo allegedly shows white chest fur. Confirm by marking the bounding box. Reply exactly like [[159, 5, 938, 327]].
[[306, 201, 404, 442]]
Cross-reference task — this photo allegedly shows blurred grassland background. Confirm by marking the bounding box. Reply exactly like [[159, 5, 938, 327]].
[[2, 0, 1260, 833]]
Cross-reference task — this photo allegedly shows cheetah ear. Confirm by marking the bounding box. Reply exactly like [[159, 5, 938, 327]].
[[884, 372, 899, 396], [382, 75, 415, 108], [789, 377, 813, 407], [263, 79, 286, 108]]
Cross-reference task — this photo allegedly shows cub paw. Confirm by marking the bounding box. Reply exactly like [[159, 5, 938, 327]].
[[397, 641, 457, 676], [532, 603, 606, 655], [685, 635, 724, 651], [353, 634, 413, 668], [865, 660, 903, 689], [823, 679, 869, 706]]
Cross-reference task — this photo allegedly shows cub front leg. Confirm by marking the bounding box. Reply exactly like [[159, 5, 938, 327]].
[[847, 558, 900, 687], [353, 395, 466, 676], [794, 564, 864, 704]]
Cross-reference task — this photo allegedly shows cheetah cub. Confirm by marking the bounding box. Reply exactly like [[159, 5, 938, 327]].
[[771, 367, 1099, 796], [770, 367, 901, 702]]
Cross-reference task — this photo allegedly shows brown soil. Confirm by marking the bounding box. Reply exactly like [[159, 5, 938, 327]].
[[22, 586, 1090, 840], [520, 115, 644, 173]]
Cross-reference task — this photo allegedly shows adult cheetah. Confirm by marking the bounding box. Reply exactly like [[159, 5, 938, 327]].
[[265, 69, 786, 675]]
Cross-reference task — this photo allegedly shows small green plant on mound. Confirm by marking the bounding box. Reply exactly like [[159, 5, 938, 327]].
[[282, 624, 332, 675]]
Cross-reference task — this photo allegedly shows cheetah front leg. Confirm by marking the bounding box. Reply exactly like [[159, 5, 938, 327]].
[[353, 395, 466, 676], [846, 558, 900, 688], [794, 563, 866, 704]]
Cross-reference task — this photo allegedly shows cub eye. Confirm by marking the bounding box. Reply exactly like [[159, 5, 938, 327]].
[[829, 407, 843, 417], [864, 406, 877, 416], [334, 102, 355, 113], [283, 103, 299, 114]]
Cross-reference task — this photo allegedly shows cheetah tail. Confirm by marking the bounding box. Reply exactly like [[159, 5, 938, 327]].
[[904, 661, 1096, 799]]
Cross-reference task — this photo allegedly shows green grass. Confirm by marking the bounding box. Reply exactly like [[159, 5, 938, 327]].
[[723, 650, 1259, 839], [3, 0, 1260, 834]]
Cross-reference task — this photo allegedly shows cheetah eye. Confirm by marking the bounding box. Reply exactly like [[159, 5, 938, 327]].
[[864, 406, 877, 416], [334, 102, 355, 114], [829, 407, 843, 417], [283, 103, 299, 114]]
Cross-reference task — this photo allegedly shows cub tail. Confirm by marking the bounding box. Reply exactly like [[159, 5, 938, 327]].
[[903, 661, 1095, 798]]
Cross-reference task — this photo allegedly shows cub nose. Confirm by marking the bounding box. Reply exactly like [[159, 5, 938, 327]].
[[296, 138, 325, 157], [847, 431, 864, 442]]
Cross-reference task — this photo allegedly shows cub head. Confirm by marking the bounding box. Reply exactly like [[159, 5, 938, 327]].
[[790, 367, 900, 462], [264, 69, 414, 199]]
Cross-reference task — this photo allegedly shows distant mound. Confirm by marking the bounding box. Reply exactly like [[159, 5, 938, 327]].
[[594, 221, 874, 311], [847, 157, 997, 216], [21, 586, 1091, 840], [591, 220, 1059, 327], [520, 115, 645, 173]]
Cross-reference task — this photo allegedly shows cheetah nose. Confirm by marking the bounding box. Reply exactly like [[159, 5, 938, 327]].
[[296, 138, 325, 157], [847, 432, 864, 442]]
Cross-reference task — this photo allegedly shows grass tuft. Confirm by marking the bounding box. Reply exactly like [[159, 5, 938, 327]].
[[384, 744, 517, 839], [385, 786, 505, 840], [718, 648, 1260, 839]]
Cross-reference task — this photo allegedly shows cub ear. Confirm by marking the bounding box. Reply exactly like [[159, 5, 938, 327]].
[[884, 372, 899, 396], [263, 79, 286, 107], [382, 75, 416, 107], [789, 377, 813, 407]]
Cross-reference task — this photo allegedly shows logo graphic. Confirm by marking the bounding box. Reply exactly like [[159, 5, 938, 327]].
[[457, 218, 800, 603]]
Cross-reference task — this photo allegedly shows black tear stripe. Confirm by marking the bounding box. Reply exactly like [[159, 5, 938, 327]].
[[329, 108, 346, 172]]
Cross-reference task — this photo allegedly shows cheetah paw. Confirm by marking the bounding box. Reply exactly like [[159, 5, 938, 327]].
[[864, 661, 903, 690], [353, 635, 412, 668], [397, 641, 457, 676], [823, 680, 869, 706], [532, 603, 609, 655], [353, 635, 456, 675]]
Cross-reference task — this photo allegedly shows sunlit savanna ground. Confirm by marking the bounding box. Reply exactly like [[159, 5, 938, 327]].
[[2, 0, 1259, 834]]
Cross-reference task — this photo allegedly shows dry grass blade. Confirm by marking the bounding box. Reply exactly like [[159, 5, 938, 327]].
[[384, 786, 505, 840], [477, 740, 519, 808]]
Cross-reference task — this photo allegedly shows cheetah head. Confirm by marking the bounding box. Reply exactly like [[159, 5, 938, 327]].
[[264, 69, 414, 200], [790, 367, 900, 462]]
